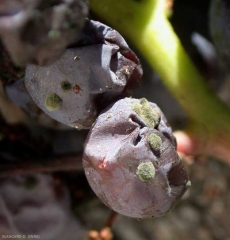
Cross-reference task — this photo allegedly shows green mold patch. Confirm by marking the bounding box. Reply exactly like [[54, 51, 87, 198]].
[[148, 133, 162, 151], [60, 80, 72, 92], [132, 98, 160, 128], [136, 162, 155, 182], [45, 93, 62, 111]]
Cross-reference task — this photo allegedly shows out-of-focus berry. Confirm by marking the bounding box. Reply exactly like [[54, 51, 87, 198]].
[[0, 174, 87, 239], [0, 0, 88, 66], [83, 98, 190, 219]]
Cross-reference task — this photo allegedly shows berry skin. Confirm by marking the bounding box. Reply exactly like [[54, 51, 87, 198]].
[[83, 98, 190, 219]]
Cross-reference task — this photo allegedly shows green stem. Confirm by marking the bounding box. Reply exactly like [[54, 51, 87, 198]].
[[89, 0, 230, 162]]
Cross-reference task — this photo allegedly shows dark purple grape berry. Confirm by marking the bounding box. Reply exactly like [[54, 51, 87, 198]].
[[25, 20, 143, 129], [0, 0, 88, 66], [210, 0, 230, 70], [83, 98, 190, 219]]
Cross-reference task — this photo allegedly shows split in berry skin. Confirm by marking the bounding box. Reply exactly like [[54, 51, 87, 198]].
[[83, 98, 190, 219]]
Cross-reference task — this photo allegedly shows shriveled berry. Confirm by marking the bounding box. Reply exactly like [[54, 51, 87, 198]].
[[83, 98, 189, 219], [25, 20, 143, 129]]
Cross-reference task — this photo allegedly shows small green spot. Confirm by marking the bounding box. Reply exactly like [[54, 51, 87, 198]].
[[136, 162, 155, 182], [60, 81, 72, 92], [132, 98, 160, 128], [186, 180, 192, 187], [148, 133, 162, 151], [23, 176, 37, 190], [132, 103, 141, 115], [45, 93, 62, 111]]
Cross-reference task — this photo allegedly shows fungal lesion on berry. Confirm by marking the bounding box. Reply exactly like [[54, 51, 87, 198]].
[[45, 93, 62, 111], [60, 80, 72, 92], [148, 133, 162, 152], [136, 161, 156, 182], [132, 98, 161, 128]]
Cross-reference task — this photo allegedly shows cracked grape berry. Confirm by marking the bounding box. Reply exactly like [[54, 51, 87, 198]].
[[83, 98, 190, 219], [25, 20, 143, 129]]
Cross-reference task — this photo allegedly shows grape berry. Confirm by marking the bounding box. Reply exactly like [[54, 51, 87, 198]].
[[25, 20, 143, 129], [83, 98, 189, 219]]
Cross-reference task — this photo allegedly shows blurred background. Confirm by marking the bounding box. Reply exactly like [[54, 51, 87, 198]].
[[1, 0, 230, 239]]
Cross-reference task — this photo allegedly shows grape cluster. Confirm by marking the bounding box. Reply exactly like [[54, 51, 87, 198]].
[[0, 3, 189, 219]]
